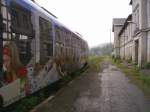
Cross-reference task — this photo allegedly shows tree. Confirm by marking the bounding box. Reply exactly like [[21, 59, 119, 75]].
[[89, 43, 113, 56]]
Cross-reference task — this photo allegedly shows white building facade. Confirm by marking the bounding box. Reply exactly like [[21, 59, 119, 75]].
[[113, 0, 150, 67], [112, 18, 126, 58]]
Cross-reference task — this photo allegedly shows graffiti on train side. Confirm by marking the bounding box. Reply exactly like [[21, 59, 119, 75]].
[[1, 41, 60, 95], [2, 41, 29, 94]]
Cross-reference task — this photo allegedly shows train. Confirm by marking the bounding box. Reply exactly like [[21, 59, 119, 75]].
[[0, 0, 89, 107]]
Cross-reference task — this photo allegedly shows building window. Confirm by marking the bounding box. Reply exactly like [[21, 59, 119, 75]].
[[148, 1, 150, 26], [136, 8, 139, 28], [133, 6, 139, 29]]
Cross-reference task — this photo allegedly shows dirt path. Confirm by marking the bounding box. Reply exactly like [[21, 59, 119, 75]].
[[32, 61, 150, 112]]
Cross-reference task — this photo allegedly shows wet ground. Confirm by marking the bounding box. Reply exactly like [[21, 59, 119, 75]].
[[32, 62, 150, 112]]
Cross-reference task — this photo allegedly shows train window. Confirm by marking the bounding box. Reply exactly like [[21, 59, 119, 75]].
[[39, 17, 52, 40], [11, 2, 33, 36], [22, 13, 29, 29], [55, 26, 62, 42], [12, 34, 32, 65], [11, 9, 20, 27], [39, 17, 53, 64], [59, 30, 63, 43]]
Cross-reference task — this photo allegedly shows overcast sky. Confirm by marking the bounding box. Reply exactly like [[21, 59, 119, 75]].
[[35, 0, 132, 48]]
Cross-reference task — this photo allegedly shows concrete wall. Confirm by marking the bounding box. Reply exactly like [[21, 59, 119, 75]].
[[114, 26, 123, 57], [119, 22, 133, 60], [147, 31, 150, 62]]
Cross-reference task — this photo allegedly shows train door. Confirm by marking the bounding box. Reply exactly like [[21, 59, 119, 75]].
[[135, 39, 139, 65]]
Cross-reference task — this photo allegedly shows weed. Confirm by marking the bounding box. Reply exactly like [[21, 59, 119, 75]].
[[111, 57, 150, 96], [88, 55, 103, 72], [143, 62, 150, 69]]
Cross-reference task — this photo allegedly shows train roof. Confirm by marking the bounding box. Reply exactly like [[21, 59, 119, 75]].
[[7, 1, 70, 32], [6, 0, 86, 41]]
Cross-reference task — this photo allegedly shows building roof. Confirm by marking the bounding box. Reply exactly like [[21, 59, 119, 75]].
[[113, 18, 126, 25], [112, 18, 126, 32], [129, 0, 132, 5], [118, 14, 132, 36]]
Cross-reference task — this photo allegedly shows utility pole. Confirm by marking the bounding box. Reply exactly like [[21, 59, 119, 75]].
[[109, 28, 112, 54], [110, 28, 111, 44]]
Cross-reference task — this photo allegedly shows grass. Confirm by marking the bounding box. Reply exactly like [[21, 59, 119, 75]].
[[111, 57, 150, 96], [61, 64, 88, 84], [87, 55, 103, 72]]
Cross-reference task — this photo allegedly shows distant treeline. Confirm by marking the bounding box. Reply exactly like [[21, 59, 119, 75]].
[[89, 43, 113, 56]]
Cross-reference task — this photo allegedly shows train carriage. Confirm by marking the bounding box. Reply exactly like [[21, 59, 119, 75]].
[[0, 0, 88, 107]]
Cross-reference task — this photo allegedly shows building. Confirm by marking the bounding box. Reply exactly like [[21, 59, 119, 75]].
[[130, 0, 148, 66], [113, 0, 150, 67], [118, 14, 133, 61], [112, 18, 126, 58]]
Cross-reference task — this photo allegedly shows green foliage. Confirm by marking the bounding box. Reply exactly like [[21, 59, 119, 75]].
[[127, 57, 132, 63], [89, 43, 113, 56], [112, 58, 150, 96], [14, 96, 39, 112], [143, 62, 150, 69], [141, 75, 150, 86], [114, 57, 121, 63], [88, 55, 103, 72], [62, 65, 88, 83], [133, 65, 140, 73]]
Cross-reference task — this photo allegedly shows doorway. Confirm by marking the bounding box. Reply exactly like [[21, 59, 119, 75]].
[[135, 40, 139, 65]]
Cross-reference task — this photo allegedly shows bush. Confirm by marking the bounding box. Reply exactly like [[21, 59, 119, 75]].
[[127, 57, 132, 63], [112, 56, 122, 64], [14, 96, 39, 112], [143, 62, 150, 69]]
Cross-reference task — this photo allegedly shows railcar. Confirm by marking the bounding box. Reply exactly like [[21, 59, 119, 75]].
[[0, 0, 89, 107]]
